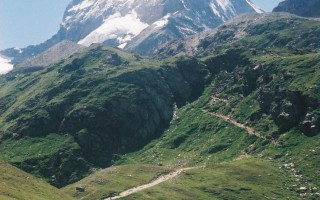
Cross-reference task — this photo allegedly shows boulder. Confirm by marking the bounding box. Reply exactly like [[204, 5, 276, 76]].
[[299, 113, 319, 136], [76, 185, 85, 192]]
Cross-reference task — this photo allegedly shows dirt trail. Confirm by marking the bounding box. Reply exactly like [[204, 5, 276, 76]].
[[203, 110, 262, 137], [106, 167, 195, 199], [203, 110, 277, 145]]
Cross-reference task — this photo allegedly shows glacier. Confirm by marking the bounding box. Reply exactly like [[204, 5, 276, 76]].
[[78, 10, 148, 47]]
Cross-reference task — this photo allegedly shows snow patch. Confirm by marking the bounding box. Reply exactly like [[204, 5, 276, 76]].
[[14, 47, 23, 53], [0, 56, 13, 74], [213, 0, 237, 19], [68, 0, 94, 12], [179, 26, 197, 36], [210, 3, 221, 18], [118, 43, 128, 49], [180, 0, 189, 10], [245, 0, 264, 13], [152, 14, 170, 29], [78, 11, 149, 46], [216, 0, 234, 14]]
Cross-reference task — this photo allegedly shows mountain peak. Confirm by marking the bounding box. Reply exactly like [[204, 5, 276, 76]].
[[0, 0, 262, 66], [61, 0, 263, 52]]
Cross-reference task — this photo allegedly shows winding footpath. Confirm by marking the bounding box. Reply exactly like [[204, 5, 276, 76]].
[[105, 97, 277, 199], [105, 167, 196, 199], [202, 109, 277, 145]]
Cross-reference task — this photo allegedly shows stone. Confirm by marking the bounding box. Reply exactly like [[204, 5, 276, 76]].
[[76, 185, 85, 192], [299, 112, 319, 136], [298, 187, 307, 192]]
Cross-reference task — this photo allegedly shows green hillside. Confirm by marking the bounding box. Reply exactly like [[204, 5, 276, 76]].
[[0, 45, 208, 187], [0, 160, 74, 200]]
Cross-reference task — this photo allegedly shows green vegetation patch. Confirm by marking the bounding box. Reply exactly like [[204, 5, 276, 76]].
[[0, 160, 74, 200], [0, 133, 78, 163], [121, 159, 299, 200]]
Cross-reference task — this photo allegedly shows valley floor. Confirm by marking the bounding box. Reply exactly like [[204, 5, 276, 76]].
[[108, 167, 196, 199], [63, 158, 309, 200]]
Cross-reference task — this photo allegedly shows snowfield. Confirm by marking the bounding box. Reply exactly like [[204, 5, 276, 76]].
[[0, 56, 13, 74], [78, 11, 148, 47]]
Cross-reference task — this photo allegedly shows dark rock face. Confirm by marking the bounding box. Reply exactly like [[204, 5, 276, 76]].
[[273, 0, 320, 17], [269, 91, 305, 132], [56, 58, 208, 166], [257, 86, 319, 135], [300, 113, 320, 137]]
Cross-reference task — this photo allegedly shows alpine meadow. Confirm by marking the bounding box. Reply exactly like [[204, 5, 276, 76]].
[[0, 0, 319, 199]]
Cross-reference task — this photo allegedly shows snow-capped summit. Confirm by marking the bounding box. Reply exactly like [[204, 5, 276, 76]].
[[0, 0, 263, 64], [60, 0, 262, 54]]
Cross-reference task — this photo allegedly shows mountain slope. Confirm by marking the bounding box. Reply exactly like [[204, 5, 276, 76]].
[[273, 0, 320, 17], [0, 0, 262, 65], [0, 160, 74, 200], [14, 41, 85, 72], [155, 13, 320, 58], [0, 45, 209, 187]]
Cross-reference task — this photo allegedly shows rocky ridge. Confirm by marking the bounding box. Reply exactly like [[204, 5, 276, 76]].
[[155, 12, 320, 58], [14, 41, 85, 73], [273, 0, 320, 17]]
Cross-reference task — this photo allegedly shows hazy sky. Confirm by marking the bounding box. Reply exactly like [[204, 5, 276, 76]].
[[0, 0, 70, 50], [0, 0, 283, 50], [252, 0, 283, 12]]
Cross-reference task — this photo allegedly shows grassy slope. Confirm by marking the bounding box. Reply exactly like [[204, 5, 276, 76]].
[[63, 50, 320, 199], [0, 45, 161, 133], [209, 51, 320, 183], [60, 88, 295, 199], [120, 88, 263, 166], [62, 164, 172, 200], [0, 45, 167, 186], [122, 159, 299, 200], [0, 160, 74, 200], [0, 134, 78, 163]]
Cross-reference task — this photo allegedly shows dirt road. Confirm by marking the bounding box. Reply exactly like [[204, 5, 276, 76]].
[[106, 167, 195, 199]]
